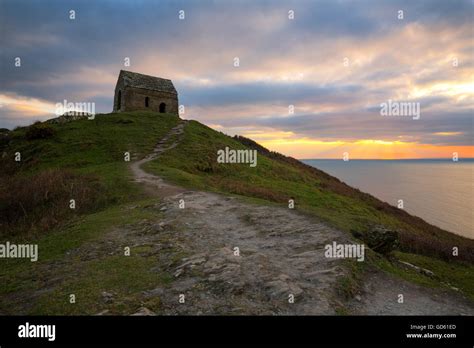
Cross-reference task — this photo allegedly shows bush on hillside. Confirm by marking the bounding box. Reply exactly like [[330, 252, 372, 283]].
[[0, 131, 11, 150], [0, 169, 105, 237], [25, 122, 56, 140], [351, 226, 399, 255]]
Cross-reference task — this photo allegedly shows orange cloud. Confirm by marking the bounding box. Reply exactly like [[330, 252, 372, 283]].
[[258, 137, 474, 160], [0, 94, 56, 117]]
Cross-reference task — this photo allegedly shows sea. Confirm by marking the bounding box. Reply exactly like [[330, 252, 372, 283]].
[[303, 159, 474, 239]]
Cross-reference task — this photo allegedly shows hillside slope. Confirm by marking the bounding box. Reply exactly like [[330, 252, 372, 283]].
[[0, 112, 473, 314], [0, 111, 180, 236], [145, 120, 474, 262]]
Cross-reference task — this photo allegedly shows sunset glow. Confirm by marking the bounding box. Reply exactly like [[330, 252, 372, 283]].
[[1, 0, 472, 159]]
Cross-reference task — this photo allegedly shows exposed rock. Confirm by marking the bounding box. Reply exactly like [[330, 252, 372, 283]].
[[127, 123, 473, 316], [398, 260, 435, 278], [131, 307, 155, 316], [266, 276, 303, 299], [101, 291, 114, 303], [46, 114, 91, 124], [351, 225, 399, 254], [174, 268, 184, 278], [142, 287, 165, 298], [177, 256, 207, 269]]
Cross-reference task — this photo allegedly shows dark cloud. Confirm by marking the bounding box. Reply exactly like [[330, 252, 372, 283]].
[[0, 0, 472, 148], [179, 81, 363, 107], [251, 109, 473, 146]]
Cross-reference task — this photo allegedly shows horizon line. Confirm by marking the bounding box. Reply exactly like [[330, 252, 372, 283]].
[[298, 157, 474, 161]]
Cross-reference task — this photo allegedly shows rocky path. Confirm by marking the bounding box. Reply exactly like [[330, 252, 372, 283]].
[[129, 121, 350, 314], [130, 121, 187, 198], [348, 271, 474, 315], [128, 121, 474, 315], [142, 191, 352, 314]]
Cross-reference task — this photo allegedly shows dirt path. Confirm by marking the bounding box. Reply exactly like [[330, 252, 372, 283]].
[[128, 121, 474, 315], [348, 271, 474, 315], [129, 121, 351, 314], [142, 190, 354, 314], [130, 121, 188, 198]]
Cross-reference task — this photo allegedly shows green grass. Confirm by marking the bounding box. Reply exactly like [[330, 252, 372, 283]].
[[0, 199, 170, 315], [8, 111, 180, 171], [0, 113, 181, 314], [4, 111, 179, 192], [1, 111, 472, 313], [1, 112, 180, 237], [143, 119, 474, 301], [145, 120, 472, 257], [30, 253, 170, 315], [374, 251, 474, 301]]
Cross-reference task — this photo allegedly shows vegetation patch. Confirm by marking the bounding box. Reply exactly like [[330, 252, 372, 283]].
[[145, 120, 474, 264], [30, 254, 170, 315], [0, 169, 105, 238], [375, 251, 474, 301], [25, 122, 56, 140], [0, 112, 180, 238], [1, 111, 471, 313], [0, 199, 161, 314]]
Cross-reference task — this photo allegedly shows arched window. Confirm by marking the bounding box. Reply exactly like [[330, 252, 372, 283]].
[[159, 102, 166, 113], [117, 90, 121, 111], [145, 97, 149, 108]]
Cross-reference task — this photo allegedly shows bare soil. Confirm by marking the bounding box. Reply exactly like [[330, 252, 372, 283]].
[[127, 121, 474, 315]]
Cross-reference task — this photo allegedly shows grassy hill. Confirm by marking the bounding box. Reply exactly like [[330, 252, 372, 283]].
[[0, 111, 473, 313], [144, 120, 474, 262], [143, 119, 474, 300], [0, 112, 180, 237]]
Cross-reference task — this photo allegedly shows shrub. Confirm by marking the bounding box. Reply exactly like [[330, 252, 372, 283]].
[[25, 122, 56, 140], [0, 131, 11, 151], [351, 226, 399, 255], [115, 118, 134, 124], [0, 169, 105, 237]]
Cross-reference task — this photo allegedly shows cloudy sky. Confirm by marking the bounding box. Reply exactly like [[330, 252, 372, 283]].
[[1, 0, 473, 159]]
